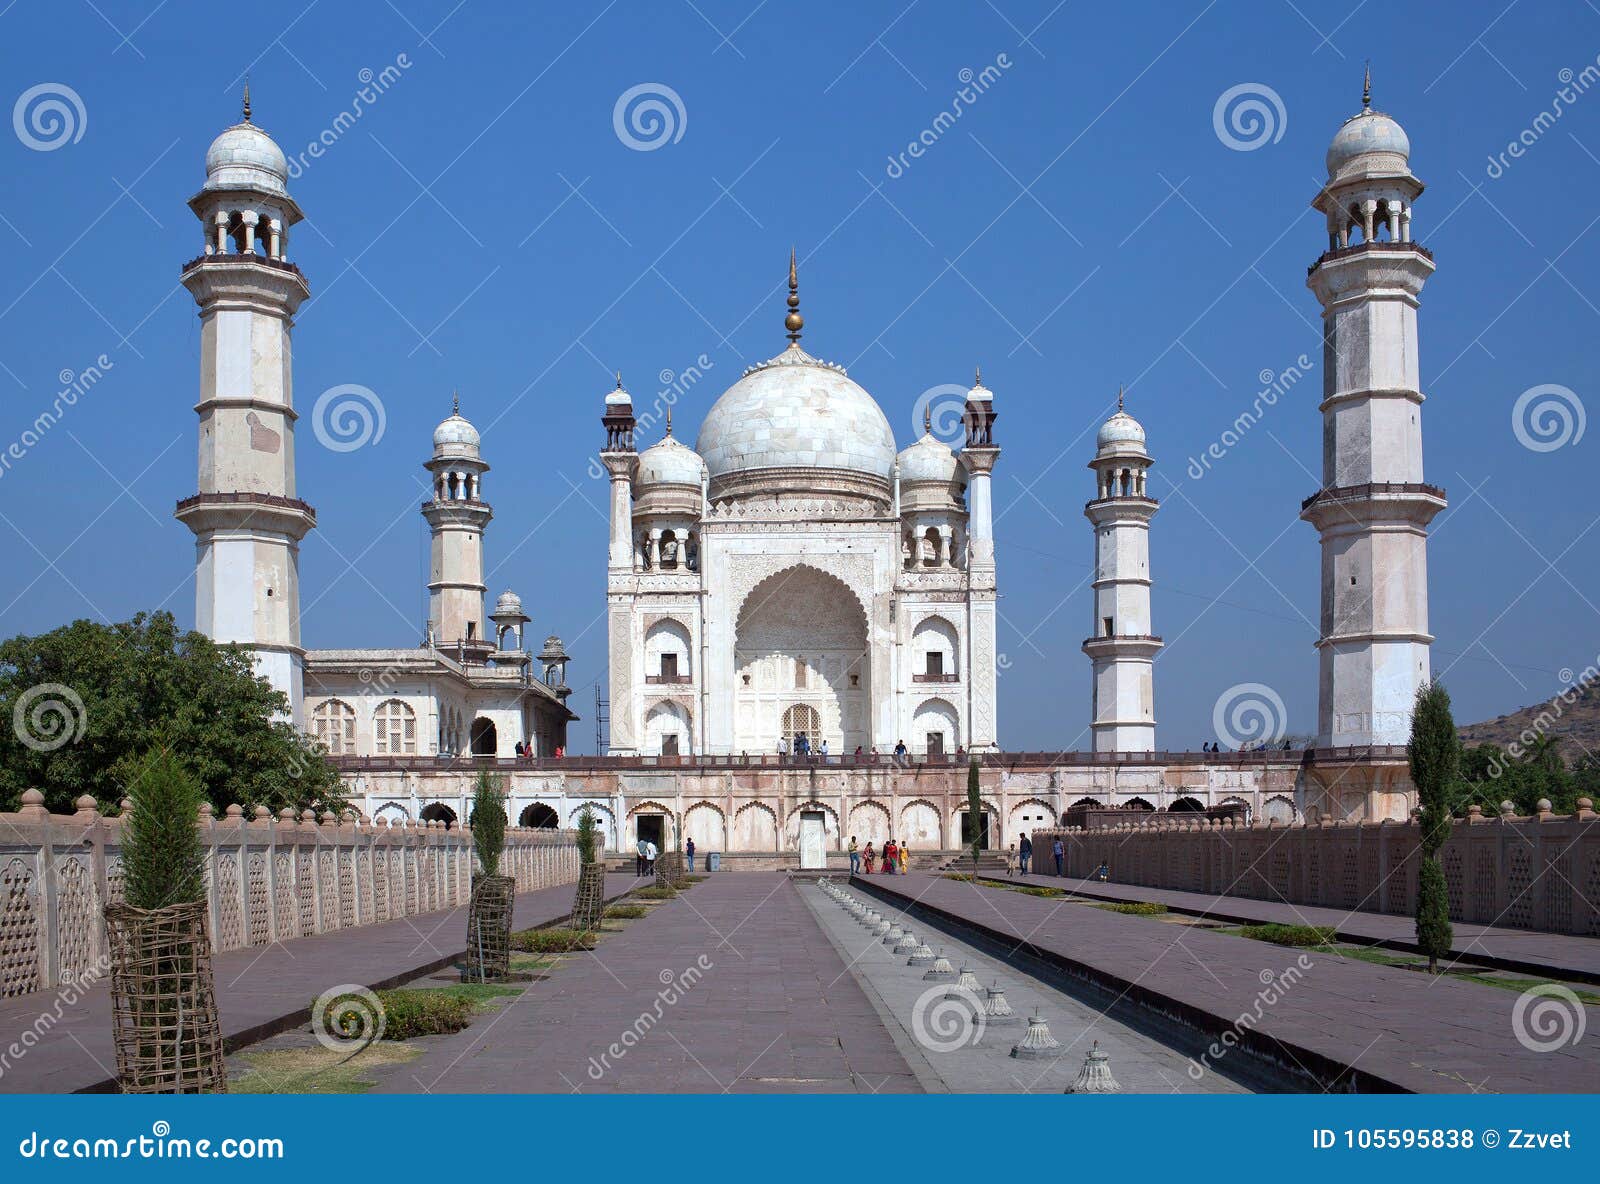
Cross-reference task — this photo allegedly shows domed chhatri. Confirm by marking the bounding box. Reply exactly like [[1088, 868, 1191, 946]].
[[1095, 388, 1147, 457], [897, 408, 961, 487], [636, 411, 708, 488], [432, 393, 480, 456], [606, 372, 632, 407], [493, 590, 525, 617], [202, 84, 289, 196], [1325, 65, 1410, 179]]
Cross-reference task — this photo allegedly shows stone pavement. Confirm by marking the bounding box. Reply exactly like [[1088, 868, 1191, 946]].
[[0, 873, 645, 1094], [1015, 870, 1600, 983], [802, 882, 1248, 1093], [373, 874, 919, 1093], [854, 873, 1598, 1094]]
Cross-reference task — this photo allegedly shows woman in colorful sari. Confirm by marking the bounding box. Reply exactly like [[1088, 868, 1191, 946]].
[[882, 839, 897, 873], [862, 841, 877, 874], [898, 841, 909, 875]]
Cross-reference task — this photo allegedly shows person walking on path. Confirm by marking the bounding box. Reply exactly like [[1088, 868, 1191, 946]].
[[1005, 843, 1018, 877], [644, 840, 658, 875], [863, 841, 877, 874], [635, 838, 647, 877], [897, 841, 908, 875], [685, 836, 696, 873], [882, 839, 897, 874], [1052, 836, 1065, 877], [1019, 833, 1032, 876], [848, 835, 860, 875]]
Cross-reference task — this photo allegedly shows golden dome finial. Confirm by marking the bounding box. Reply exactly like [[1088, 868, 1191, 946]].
[[785, 246, 803, 345], [242, 76, 252, 123], [1362, 61, 1371, 110]]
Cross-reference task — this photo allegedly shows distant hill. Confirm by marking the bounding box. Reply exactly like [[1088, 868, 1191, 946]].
[[1458, 681, 1600, 758]]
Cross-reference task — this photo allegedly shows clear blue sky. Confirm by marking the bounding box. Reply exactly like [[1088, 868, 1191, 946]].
[[1, 0, 1595, 752]]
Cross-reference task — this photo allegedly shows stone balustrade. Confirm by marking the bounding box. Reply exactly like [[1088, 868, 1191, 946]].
[[0, 789, 581, 999], [1031, 799, 1600, 936]]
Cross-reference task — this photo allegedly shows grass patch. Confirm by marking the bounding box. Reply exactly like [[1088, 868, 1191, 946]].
[[685, 875, 708, 883], [512, 926, 598, 953], [232, 1042, 419, 1094], [605, 904, 648, 919], [1094, 901, 1169, 915], [942, 872, 976, 883], [510, 953, 559, 973], [631, 885, 678, 900], [1238, 923, 1338, 948]]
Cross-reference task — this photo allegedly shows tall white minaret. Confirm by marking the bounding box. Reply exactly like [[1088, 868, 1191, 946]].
[[600, 376, 638, 754], [960, 368, 1000, 750], [1302, 70, 1444, 748], [1083, 391, 1161, 753], [421, 396, 493, 662], [176, 90, 314, 725]]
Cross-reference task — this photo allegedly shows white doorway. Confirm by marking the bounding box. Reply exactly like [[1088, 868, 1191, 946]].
[[798, 810, 826, 869]]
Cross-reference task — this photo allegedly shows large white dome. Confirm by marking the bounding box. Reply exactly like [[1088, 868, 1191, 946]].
[[696, 345, 896, 490], [1326, 109, 1410, 176]]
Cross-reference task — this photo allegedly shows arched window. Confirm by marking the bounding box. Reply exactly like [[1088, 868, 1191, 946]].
[[310, 699, 356, 755], [470, 717, 498, 756], [373, 699, 417, 756], [781, 704, 821, 750], [420, 802, 457, 829], [519, 803, 559, 829]]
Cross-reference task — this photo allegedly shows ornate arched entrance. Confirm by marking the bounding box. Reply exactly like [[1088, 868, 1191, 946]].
[[734, 565, 870, 752]]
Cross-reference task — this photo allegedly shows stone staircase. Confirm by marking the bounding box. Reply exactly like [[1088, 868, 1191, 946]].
[[935, 850, 1012, 876]]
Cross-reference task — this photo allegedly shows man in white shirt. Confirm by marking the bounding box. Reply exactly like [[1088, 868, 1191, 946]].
[[644, 840, 658, 876]]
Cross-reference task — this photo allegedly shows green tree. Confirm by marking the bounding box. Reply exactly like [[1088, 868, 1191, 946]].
[[121, 748, 207, 910], [470, 770, 507, 878], [1409, 680, 1458, 973], [0, 612, 344, 815], [967, 756, 982, 869], [576, 806, 598, 865]]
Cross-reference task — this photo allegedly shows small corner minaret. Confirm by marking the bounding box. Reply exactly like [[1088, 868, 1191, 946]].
[[175, 93, 314, 725], [1084, 390, 1161, 753], [600, 375, 639, 754], [960, 367, 1001, 750], [1303, 71, 1444, 748], [422, 395, 493, 661]]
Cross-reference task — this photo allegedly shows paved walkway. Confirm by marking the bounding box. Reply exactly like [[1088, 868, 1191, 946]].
[[854, 873, 1597, 1094], [374, 875, 919, 1093], [1013, 870, 1600, 983], [0, 873, 644, 1094]]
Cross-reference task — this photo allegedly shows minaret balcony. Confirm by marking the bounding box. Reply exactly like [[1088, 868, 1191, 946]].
[[1307, 239, 1433, 278], [175, 490, 316, 538], [181, 252, 306, 281], [1300, 481, 1446, 531], [644, 673, 694, 685], [1081, 633, 1164, 659]]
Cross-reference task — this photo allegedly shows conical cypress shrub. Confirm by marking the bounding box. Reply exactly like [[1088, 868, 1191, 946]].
[[122, 749, 206, 910]]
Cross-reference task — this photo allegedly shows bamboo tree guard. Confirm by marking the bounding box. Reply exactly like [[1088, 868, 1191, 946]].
[[104, 900, 226, 1094], [656, 850, 687, 889], [570, 861, 606, 930], [463, 874, 515, 982]]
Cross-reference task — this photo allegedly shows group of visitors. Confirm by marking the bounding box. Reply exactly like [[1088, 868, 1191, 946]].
[[1003, 833, 1035, 876], [511, 742, 564, 758], [847, 835, 909, 875]]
